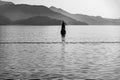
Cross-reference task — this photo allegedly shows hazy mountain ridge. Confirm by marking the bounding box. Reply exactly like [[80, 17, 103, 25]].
[[0, 0, 13, 5], [50, 6, 120, 25], [14, 16, 62, 25], [0, 1, 88, 25], [0, 14, 62, 25], [0, 14, 11, 25], [0, 0, 120, 25]]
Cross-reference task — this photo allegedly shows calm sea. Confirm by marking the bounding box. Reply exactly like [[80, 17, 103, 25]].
[[0, 25, 120, 80]]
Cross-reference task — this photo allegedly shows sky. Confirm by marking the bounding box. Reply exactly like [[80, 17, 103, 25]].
[[2, 0, 120, 19]]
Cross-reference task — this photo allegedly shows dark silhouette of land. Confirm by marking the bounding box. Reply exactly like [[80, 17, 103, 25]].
[[14, 16, 61, 25], [0, 0, 120, 25], [0, 1, 88, 25], [0, 15, 11, 25]]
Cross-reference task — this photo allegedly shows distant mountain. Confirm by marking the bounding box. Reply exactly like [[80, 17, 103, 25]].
[[0, 0, 120, 25], [14, 16, 62, 25], [0, 1, 88, 25], [0, 14, 11, 25], [50, 6, 80, 21], [0, 0, 13, 5], [50, 6, 120, 25], [0, 14, 62, 25]]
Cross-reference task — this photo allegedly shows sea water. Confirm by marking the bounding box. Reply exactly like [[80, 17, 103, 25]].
[[0, 25, 120, 80]]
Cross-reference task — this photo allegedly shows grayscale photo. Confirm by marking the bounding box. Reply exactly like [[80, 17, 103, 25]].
[[0, 0, 120, 80]]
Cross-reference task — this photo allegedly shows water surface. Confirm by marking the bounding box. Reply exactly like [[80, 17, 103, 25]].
[[0, 25, 120, 80]]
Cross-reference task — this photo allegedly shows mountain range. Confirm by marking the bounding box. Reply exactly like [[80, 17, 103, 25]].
[[0, 0, 120, 25]]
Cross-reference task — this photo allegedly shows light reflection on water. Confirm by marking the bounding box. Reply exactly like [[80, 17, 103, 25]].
[[0, 26, 120, 80]]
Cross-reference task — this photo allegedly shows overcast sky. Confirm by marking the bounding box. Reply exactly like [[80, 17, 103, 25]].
[[2, 0, 120, 19]]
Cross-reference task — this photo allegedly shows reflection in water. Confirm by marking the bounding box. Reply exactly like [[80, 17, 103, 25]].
[[62, 37, 65, 42], [61, 37, 66, 72]]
